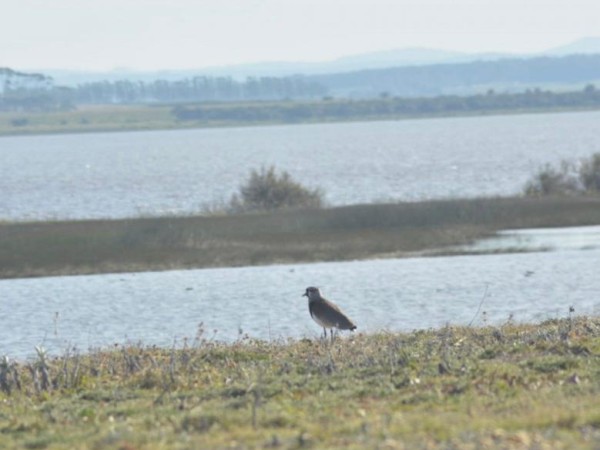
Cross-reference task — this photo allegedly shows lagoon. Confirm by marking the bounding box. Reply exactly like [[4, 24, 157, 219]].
[[2, 245, 599, 359], [2, 110, 600, 221]]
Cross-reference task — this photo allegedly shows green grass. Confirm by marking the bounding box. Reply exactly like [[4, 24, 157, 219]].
[[1, 317, 599, 449], [2, 195, 600, 279]]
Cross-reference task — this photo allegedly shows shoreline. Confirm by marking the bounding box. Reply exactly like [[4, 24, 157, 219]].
[[2, 104, 599, 138], [2, 195, 600, 279]]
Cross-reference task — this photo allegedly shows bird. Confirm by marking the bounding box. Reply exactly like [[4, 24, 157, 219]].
[[302, 286, 356, 341]]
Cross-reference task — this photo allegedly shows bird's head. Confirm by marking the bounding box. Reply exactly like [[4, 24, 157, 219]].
[[302, 286, 321, 300]]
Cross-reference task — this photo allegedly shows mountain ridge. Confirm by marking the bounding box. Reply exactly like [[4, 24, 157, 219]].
[[36, 36, 600, 86]]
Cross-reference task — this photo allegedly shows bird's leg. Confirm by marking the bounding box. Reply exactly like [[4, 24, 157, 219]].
[[322, 328, 327, 340], [330, 329, 335, 343]]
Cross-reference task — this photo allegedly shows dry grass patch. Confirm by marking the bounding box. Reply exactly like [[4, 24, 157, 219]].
[[2, 195, 600, 278]]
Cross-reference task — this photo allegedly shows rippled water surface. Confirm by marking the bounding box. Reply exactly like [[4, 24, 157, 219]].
[[2, 247, 599, 359], [2, 110, 600, 220], [459, 225, 600, 252]]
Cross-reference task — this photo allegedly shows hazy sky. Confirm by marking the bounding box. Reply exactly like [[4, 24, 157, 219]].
[[2, 0, 599, 71]]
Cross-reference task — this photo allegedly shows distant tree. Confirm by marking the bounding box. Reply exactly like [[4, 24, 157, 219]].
[[229, 166, 324, 213], [523, 153, 600, 196], [523, 161, 580, 196], [579, 152, 600, 192]]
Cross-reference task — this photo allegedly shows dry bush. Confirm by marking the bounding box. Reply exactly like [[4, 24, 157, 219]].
[[523, 161, 580, 196], [229, 166, 324, 213], [524, 152, 600, 196], [579, 152, 600, 192]]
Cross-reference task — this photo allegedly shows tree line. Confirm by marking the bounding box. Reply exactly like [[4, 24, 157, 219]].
[[3, 53, 600, 111], [73, 75, 327, 103], [172, 84, 600, 123], [0, 75, 326, 111]]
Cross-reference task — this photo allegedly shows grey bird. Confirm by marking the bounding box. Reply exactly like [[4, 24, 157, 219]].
[[302, 286, 357, 340]]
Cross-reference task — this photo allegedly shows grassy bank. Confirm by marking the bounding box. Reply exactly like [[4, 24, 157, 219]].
[[0, 104, 177, 136], [2, 196, 600, 279], [1, 317, 599, 449], [2, 101, 600, 137]]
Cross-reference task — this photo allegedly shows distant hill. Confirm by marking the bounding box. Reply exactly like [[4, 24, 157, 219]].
[[544, 37, 600, 56], [40, 37, 600, 86], [308, 54, 600, 98], [41, 48, 509, 86], [4, 38, 600, 108]]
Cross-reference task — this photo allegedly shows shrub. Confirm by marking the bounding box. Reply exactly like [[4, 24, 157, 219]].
[[229, 166, 324, 213], [523, 161, 580, 196], [579, 153, 600, 192], [523, 152, 600, 196]]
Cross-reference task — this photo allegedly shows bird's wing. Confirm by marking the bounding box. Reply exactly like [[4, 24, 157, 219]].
[[310, 299, 356, 330]]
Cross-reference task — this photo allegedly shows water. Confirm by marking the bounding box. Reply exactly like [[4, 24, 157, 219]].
[[2, 110, 600, 221], [459, 225, 600, 253], [2, 247, 599, 359], [2, 111, 600, 359]]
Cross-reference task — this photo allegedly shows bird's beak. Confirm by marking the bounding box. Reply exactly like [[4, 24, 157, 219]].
[[302, 292, 307, 297]]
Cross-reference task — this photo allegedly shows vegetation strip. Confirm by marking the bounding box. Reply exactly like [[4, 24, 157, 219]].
[[2, 85, 600, 137], [2, 195, 600, 279], [1, 317, 599, 449]]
